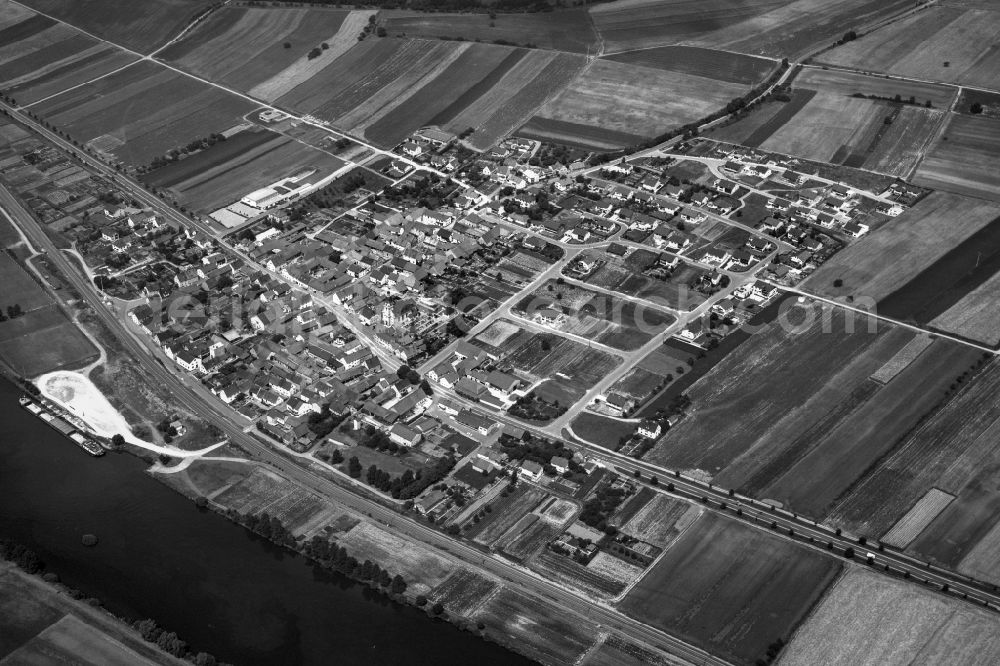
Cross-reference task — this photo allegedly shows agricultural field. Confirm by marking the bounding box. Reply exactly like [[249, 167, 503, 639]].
[[646, 301, 902, 482], [158, 6, 355, 96], [475, 588, 600, 666], [914, 114, 1000, 202], [0, 5, 140, 107], [721, 68, 952, 174], [266, 36, 585, 149], [522, 59, 753, 150], [211, 466, 332, 534], [32, 59, 257, 166], [467, 485, 545, 545], [515, 279, 675, 351], [382, 9, 599, 53], [431, 569, 499, 616], [589, 0, 912, 59], [827, 359, 1000, 577], [816, 3, 1000, 89], [141, 127, 345, 212], [531, 551, 631, 599], [802, 192, 1000, 304], [336, 521, 452, 593], [621, 494, 702, 548], [585, 552, 645, 587], [780, 568, 1000, 666], [881, 489, 956, 549], [18, 0, 212, 53], [618, 512, 841, 665], [0, 253, 97, 376], [603, 45, 775, 85], [474, 321, 621, 403]]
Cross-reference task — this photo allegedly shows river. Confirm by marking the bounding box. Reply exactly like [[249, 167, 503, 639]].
[[0, 378, 529, 665]]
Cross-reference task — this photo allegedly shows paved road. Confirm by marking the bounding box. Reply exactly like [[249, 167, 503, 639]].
[[0, 180, 723, 666]]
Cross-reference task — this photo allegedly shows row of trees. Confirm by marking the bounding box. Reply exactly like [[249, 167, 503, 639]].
[[303, 536, 408, 594], [0, 303, 23, 321], [349, 454, 457, 499]]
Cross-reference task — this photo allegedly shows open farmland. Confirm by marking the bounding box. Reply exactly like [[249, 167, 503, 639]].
[[827, 359, 1000, 575], [760, 338, 982, 517], [914, 114, 1000, 202], [142, 128, 345, 212], [802, 192, 1000, 304], [0, 253, 97, 376], [646, 301, 904, 483], [780, 568, 1000, 666], [881, 489, 956, 549], [603, 45, 774, 85], [590, 0, 912, 59], [619, 512, 841, 665], [269, 38, 577, 148], [18, 0, 211, 53], [522, 59, 751, 150], [32, 59, 256, 166], [382, 9, 599, 53], [475, 588, 599, 666], [531, 551, 630, 599], [817, 4, 1000, 89], [159, 6, 354, 97]]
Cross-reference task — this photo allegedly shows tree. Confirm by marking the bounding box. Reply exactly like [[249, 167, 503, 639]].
[[431, 602, 444, 615], [843, 547, 855, 559], [329, 449, 344, 464], [348, 456, 362, 478], [415, 594, 428, 606], [283, 42, 291, 48], [971, 102, 984, 115], [391, 574, 407, 595], [193, 654, 217, 666], [111, 433, 125, 449]]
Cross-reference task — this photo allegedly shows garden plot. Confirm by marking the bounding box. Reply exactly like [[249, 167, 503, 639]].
[[432, 569, 499, 616], [622, 495, 702, 548]]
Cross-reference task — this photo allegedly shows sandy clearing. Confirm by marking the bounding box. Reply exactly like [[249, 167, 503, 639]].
[[36, 370, 224, 458], [250, 10, 377, 102]]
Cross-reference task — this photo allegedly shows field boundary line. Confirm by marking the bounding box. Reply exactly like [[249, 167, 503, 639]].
[[20, 58, 145, 109]]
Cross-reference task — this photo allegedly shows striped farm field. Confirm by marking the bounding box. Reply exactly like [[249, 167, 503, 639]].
[[158, 6, 368, 101], [32, 59, 256, 165], [590, 0, 912, 59], [522, 59, 751, 150], [382, 8, 599, 53], [913, 114, 1000, 202], [817, 4, 1000, 89], [882, 489, 956, 548], [18, 0, 212, 54]]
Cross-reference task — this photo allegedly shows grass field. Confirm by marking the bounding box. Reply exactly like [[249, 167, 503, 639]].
[[19, 0, 211, 54], [382, 9, 599, 53], [619, 512, 841, 665], [590, 0, 911, 58], [33, 59, 256, 166], [802, 192, 1000, 303], [914, 114, 1000, 202], [780, 568, 1000, 666], [817, 4, 1000, 89], [570, 412, 636, 449], [524, 59, 749, 150]]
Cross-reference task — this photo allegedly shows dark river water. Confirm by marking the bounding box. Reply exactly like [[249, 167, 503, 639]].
[[0, 378, 528, 665]]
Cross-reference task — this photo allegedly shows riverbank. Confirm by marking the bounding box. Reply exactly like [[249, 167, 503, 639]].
[[0, 559, 184, 665]]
